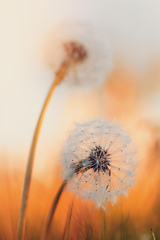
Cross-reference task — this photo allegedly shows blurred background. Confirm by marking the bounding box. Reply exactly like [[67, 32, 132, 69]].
[[1, 0, 160, 239]]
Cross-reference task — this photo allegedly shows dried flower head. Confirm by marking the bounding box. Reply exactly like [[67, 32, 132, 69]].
[[63, 41, 88, 63], [61, 118, 137, 207], [44, 22, 113, 89]]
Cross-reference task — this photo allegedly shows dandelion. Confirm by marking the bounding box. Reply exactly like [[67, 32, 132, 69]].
[[41, 118, 137, 240], [17, 22, 113, 240], [62, 118, 137, 206], [43, 21, 113, 89]]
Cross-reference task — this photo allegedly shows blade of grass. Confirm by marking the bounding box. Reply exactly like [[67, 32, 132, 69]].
[[17, 62, 69, 240], [101, 209, 107, 240], [40, 179, 68, 240], [62, 198, 74, 240], [151, 228, 156, 240]]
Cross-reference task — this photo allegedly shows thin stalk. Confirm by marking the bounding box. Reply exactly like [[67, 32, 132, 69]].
[[101, 208, 107, 240], [17, 62, 69, 240], [62, 198, 74, 240], [41, 157, 87, 240], [151, 228, 156, 240], [41, 179, 68, 240]]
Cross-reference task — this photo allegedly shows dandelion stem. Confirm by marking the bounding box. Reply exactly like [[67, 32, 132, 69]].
[[41, 179, 68, 240], [17, 62, 69, 240], [62, 198, 74, 240]]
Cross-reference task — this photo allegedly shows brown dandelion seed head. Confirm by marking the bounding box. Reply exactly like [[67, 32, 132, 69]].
[[63, 41, 88, 63], [73, 145, 111, 175]]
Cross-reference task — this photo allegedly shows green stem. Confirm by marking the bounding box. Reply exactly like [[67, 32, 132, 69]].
[[17, 62, 69, 240]]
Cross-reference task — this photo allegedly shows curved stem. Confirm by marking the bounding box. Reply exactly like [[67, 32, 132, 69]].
[[17, 62, 69, 240], [41, 179, 68, 240], [62, 198, 74, 240]]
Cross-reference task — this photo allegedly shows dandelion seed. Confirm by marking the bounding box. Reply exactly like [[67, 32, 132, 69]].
[[43, 21, 113, 89], [61, 118, 137, 207]]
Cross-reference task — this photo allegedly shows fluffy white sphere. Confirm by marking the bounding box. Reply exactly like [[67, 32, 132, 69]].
[[61, 118, 137, 207], [44, 21, 113, 90]]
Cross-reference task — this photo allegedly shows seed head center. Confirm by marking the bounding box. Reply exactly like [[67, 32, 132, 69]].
[[63, 41, 88, 63], [73, 145, 111, 175], [89, 145, 111, 173]]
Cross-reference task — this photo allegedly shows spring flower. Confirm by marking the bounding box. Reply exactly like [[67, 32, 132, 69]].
[[43, 21, 113, 89], [61, 118, 137, 207]]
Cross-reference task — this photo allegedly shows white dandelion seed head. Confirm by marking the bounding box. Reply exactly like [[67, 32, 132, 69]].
[[61, 118, 137, 208], [44, 21, 113, 90]]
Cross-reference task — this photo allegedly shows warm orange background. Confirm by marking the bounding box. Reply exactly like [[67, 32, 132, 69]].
[[1, 1, 160, 239], [1, 61, 160, 239]]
